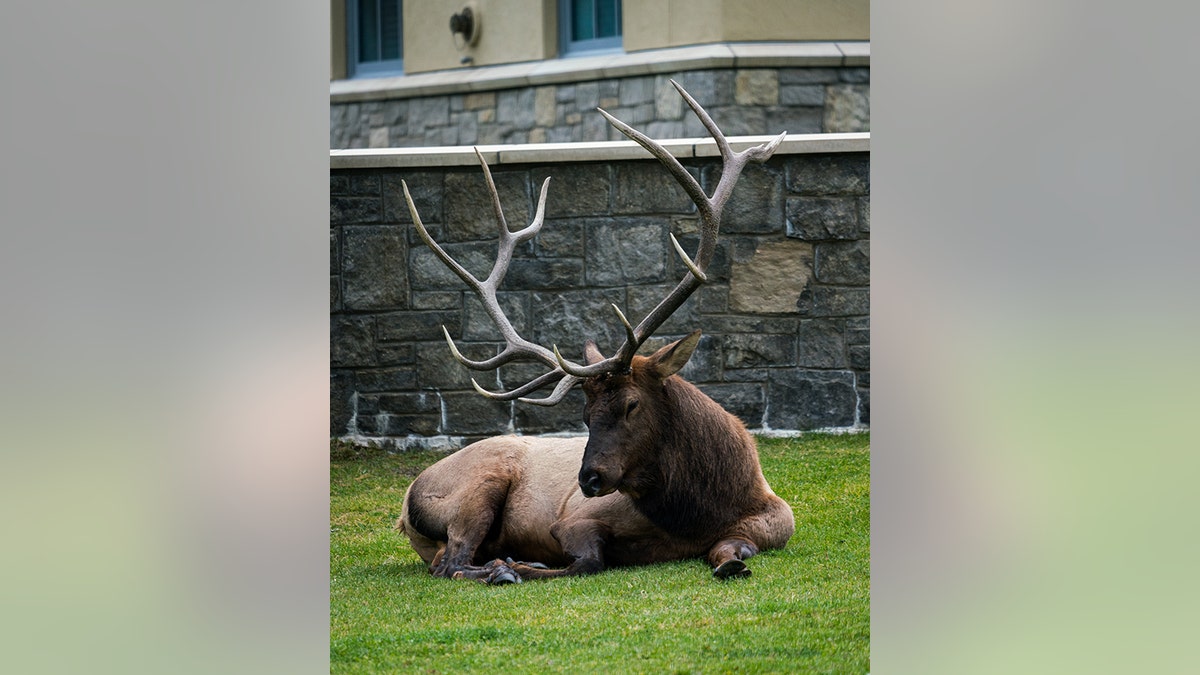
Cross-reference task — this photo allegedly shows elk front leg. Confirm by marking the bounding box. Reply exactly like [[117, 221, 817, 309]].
[[707, 538, 759, 580], [502, 518, 610, 581]]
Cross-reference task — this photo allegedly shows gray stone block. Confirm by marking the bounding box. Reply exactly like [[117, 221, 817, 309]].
[[443, 169, 530, 242], [671, 234, 731, 282], [416, 340, 498, 391], [857, 197, 870, 235], [797, 287, 869, 317], [407, 97, 450, 135], [341, 226, 407, 310], [767, 370, 857, 429], [330, 370, 354, 434], [575, 81, 600, 110], [675, 70, 734, 107], [797, 319, 847, 368], [585, 218, 668, 286], [697, 382, 765, 427], [846, 317, 870, 346], [382, 173, 442, 224], [536, 219, 584, 257], [532, 288, 628, 355], [779, 68, 841, 84], [816, 240, 870, 285], [786, 197, 860, 240], [376, 391, 440, 414], [331, 275, 341, 312], [626, 284, 703, 338], [613, 162, 697, 214], [497, 88, 536, 130], [408, 241, 494, 290], [464, 292, 529, 341], [703, 315, 798, 335], [780, 84, 825, 107], [506, 258, 585, 289], [849, 345, 870, 371], [331, 196, 381, 224], [331, 315, 374, 368], [839, 67, 871, 84], [330, 228, 340, 275], [765, 106, 823, 135], [411, 291, 462, 310], [442, 392, 512, 435], [356, 369, 418, 393], [619, 76, 655, 106], [581, 111, 610, 142], [330, 175, 350, 195], [786, 154, 870, 195], [722, 333, 796, 369], [451, 111, 479, 145], [703, 163, 783, 233], [514, 388, 587, 433], [374, 342, 415, 367], [377, 310, 462, 342], [533, 164, 611, 217]]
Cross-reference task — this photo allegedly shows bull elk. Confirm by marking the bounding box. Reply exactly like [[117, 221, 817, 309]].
[[396, 81, 795, 583]]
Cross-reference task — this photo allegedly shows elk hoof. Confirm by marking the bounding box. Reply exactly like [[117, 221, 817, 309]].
[[713, 559, 751, 580], [483, 562, 523, 585]]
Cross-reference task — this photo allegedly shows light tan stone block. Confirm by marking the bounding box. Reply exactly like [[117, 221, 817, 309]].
[[735, 70, 779, 106], [729, 240, 813, 313]]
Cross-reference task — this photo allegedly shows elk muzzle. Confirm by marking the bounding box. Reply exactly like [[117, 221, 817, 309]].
[[578, 468, 605, 498]]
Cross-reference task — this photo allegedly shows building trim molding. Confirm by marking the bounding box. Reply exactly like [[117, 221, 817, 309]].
[[329, 132, 869, 169], [330, 41, 870, 104]]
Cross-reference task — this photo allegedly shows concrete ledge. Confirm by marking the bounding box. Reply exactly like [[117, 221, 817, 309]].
[[330, 132, 869, 169], [331, 42, 870, 104]]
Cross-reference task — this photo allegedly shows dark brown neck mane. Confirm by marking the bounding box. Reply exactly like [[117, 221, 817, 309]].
[[626, 376, 763, 539]]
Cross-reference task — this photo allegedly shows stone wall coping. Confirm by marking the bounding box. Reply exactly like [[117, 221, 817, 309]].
[[331, 41, 870, 104], [329, 132, 869, 169]]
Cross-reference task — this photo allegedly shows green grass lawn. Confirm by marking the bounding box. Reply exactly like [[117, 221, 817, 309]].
[[330, 433, 869, 674]]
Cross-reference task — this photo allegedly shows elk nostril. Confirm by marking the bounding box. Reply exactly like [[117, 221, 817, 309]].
[[580, 471, 602, 496]]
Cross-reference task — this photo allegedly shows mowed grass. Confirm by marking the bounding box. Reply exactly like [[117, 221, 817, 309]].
[[330, 433, 870, 674]]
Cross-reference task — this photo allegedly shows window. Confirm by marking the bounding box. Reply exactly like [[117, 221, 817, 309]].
[[348, 0, 403, 77], [560, 0, 622, 56]]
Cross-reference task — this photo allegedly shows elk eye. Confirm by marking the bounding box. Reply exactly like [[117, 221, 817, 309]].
[[624, 399, 639, 417]]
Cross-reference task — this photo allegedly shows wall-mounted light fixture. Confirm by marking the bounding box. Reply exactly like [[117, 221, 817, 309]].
[[450, 6, 480, 49]]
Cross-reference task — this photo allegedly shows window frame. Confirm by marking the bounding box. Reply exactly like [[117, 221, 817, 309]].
[[347, 0, 404, 78], [558, 0, 623, 58]]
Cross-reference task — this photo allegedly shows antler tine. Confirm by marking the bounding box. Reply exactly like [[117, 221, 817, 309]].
[[403, 180, 483, 291], [518, 374, 584, 407], [590, 81, 786, 369], [470, 370, 566, 401]]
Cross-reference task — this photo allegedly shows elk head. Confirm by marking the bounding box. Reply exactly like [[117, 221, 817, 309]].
[[577, 330, 701, 498], [400, 81, 785, 494]]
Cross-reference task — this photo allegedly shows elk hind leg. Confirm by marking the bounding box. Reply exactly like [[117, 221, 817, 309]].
[[422, 474, 511, 580]]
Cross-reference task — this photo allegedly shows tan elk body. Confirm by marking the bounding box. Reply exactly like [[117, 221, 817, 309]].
[[396, 82, 795, 583]]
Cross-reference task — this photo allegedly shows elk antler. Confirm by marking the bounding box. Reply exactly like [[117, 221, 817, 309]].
[[402, 80, 786, 405]]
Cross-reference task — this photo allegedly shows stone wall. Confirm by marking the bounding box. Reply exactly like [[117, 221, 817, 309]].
[[330, 149, 869, 449], [330, 67, 869, 149]]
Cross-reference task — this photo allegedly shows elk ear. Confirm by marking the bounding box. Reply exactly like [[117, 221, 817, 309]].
[[584, 340, 606, 366], [647, 330, 702, 379]]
